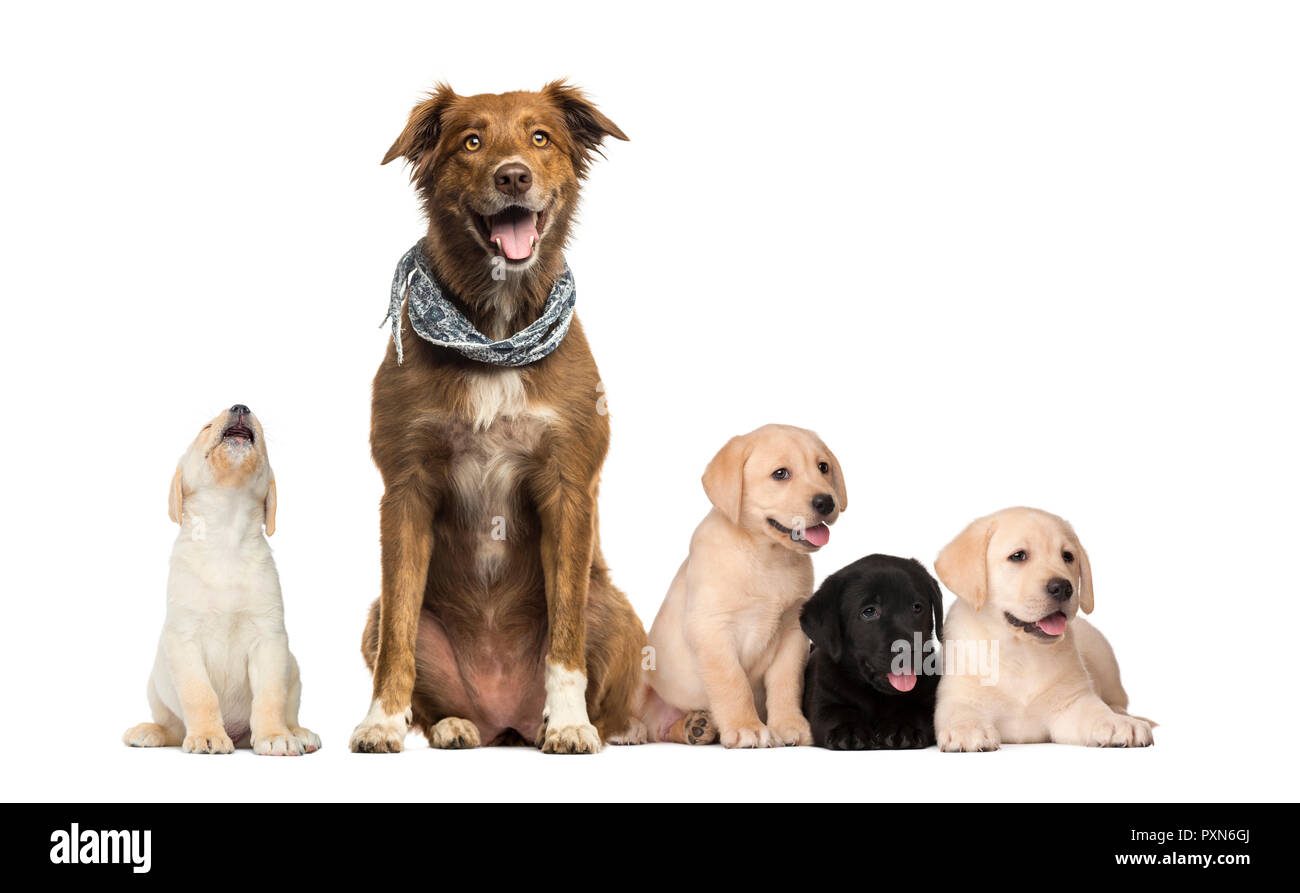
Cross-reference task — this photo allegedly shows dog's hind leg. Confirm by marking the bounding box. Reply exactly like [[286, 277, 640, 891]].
[[122, 678, 184, 748]]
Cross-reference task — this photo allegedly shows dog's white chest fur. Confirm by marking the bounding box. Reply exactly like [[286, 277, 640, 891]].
[[448, 369, 554, 579]]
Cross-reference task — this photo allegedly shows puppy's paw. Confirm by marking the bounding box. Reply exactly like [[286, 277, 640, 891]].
[[253, 732, 307, 756], [1087, 714, 1154, 748], [427, 717, 481, 750], [537, 720, 602, 754], [720, 722, 774, 749], [349, 703, 410, 754], [682, 710, 718, 745], [768, 715, 813, 747], [824, 723, 872, 750], [123, 723, 170, 748], [938, 722, 1001, 753], [605, 717, 648, 746], [182, 730, 234, 755], [290, 726, 321, 753], [878, 721, 936, 750]]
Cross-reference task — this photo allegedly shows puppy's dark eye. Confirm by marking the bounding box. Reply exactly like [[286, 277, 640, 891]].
[[861, 606, 878, 621], [1008, 550, 1028, 562], [772, 468, 790, 481], [1063, 551, 1075, 563], [912, 602, 924, 614], [464, 135, 481, 152], [817, 462, 829, 474], [532, 131, 549, 147]]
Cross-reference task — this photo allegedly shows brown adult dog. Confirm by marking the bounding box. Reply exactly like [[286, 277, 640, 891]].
[[349, 82, 646, 755]]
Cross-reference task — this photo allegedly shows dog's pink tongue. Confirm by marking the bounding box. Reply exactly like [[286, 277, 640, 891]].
[[887, 671, 917, 692], [802, 523, 830, 547], [1036, 612, 1067, 636], [490, 212, 538, 261]]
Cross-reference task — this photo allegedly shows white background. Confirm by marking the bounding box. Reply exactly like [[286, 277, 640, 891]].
[[2, 1, 1297, 803]]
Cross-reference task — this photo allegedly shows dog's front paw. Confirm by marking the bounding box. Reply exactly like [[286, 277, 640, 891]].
[[290, 726, 321, 753], [720, 722, 774, 749], [427, 717, 481, 749], [253, 732, 308, 756], [824, 723, 873, 750], [938, 722, 1001, 753], [768, 714, 812, 747], [182, 730, 234, 755], [878, 721, 936, 750], [1087, 714, 1154, 748], [537, 720, 602, 754], [349, 703, 410, 753]]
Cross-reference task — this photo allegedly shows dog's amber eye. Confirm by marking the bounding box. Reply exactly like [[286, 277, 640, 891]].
[[1062, 551, 1075, 563], [1009, 550, 1028, 562], [464, 135, 481, 152], [772, 468, 790, 481], [817, 462, 830, 474], [532, 131, 549, 147]]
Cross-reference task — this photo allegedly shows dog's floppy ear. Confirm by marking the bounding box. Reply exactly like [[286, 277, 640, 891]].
[[263, 475, 277, 537], [383, 83, 459, 169], [1062, 520, 1093, 614], [541, 80, 629, 178], [168, 465, 184, 525], [935, 514, 996, 611], [701, 433, 752, 526], [800, 574, 845, 664], [910, 559, 944, 642]]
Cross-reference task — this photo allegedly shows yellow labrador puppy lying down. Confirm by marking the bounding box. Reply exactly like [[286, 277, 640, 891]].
[[643, 424, 847, 747], [934, 506, 1152, 751], [123, 405, 319, 756]]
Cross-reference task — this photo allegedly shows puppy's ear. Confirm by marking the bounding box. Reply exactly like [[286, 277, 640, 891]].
[[701, 433, 752, 526], [800, 575, 844, 664], [168, 465, 184, 525], [1063, 520, 1094, 614], [541, 80, 629, 178], [935, 515, 996, 611], [910, 559, 944, 642], [383, 83, 459, 169], [821, 439, 848, 512], [263, 475, 277, 537]]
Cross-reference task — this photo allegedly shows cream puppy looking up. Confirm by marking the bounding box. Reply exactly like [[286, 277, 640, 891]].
[[643, 424, 847, 748], [123, 405, 319, 756]]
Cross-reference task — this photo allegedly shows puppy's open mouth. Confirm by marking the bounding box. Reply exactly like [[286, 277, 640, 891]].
[[222, 423, 254, 444], [1005, 610, 1067, 639], [470, 204, 550, 262], [767, 518, 830, 548]]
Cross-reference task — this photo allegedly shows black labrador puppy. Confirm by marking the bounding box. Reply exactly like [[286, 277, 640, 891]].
[[800, 554, 943, 749]]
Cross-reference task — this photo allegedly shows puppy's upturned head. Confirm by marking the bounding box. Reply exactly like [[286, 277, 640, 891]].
[[701, 424, 848, 553], [383, 80, 627, 279], [168, 404, 276, 535], [801, 555, 943, 694], [935, 506, 1093, 643]]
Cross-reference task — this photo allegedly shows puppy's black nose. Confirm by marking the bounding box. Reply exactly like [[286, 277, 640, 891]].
[[494, 163, 532, 197], [811, 493, 835, 516], [230, 404, 250, 415], [1046, 577, 1073, 601]]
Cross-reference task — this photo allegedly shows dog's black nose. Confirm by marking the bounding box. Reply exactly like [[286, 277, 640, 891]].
[[1046, 577, 1073, 601], [230, 404, 250, 415], [494, 163, 532, 197], [811, 493, 835, 516]]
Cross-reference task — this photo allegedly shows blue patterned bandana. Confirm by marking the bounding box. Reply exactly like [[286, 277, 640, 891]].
[[382, 241, 577, 366]]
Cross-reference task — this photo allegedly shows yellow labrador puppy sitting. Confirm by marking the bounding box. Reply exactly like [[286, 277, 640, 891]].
[[643, 424, 847, 748], [934, 506, 1152, 751], [123, 405, 319, 756]]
